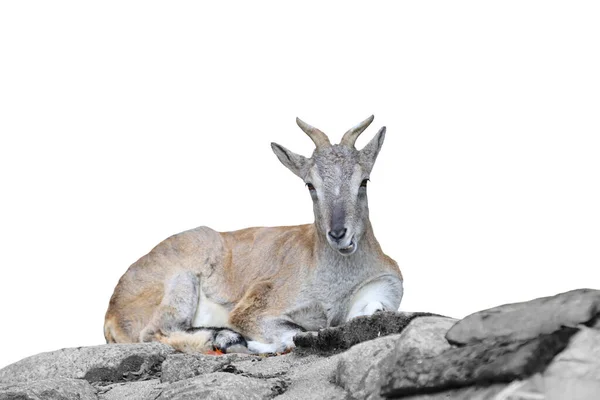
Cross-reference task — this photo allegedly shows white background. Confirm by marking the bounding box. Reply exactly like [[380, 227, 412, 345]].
[[1, 1, 599, 369]]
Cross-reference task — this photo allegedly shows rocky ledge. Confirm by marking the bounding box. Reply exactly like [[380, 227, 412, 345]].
[[1, 289, 599, 400]]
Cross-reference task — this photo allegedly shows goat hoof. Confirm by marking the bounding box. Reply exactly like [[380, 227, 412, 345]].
[[213, 328, 249, 353]]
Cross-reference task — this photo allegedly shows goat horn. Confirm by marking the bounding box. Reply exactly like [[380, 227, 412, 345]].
[[340, 115, 375, 148], [296, 117, 331, 148]]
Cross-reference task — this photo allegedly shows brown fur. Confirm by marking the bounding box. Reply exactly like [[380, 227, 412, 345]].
[[104, 224, 320, 344], [228, 280, 273, 340]]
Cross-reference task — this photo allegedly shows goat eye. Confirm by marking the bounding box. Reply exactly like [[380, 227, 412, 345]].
[[360, 179, 369, 188], [306, 183, 315, 191]]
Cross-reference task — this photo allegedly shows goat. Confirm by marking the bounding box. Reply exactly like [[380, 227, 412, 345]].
[[104, 115, 403, 354]]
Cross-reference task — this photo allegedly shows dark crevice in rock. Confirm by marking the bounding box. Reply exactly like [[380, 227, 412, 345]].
[[91, 382, 115, 395], [149, 387, 165, 400], [269, 379, 290, 398], [84, 354, 166, 384], [331, 371, 354, 396], [209, 358, 295, 398], [149, 392, 162, 400], [219, 364, 240, 374], [5, 395, 34, 400], [218, 362, 291, 395], [246, 371, 288, 380], [583, 311, 600, 329]]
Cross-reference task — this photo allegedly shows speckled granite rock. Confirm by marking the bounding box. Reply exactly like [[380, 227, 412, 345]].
[[381, 327, 577, 398], [336, 316, 457, 400], [0, 378, 97, 400], [95, 379, 164, 400], [446, 288, 600, 346], [1, 290, 598, 400], [231, 351, 345, 400], [275, 355, 346, 400], [543, 327, 600, 400], [156, 372, 277, 400], [399, 384, 508, 400], [161, 353, 261, 383], [0, 342, 174, 385]]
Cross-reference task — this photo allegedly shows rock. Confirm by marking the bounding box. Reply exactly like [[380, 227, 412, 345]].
[[400, 384, 507, 400], [161, 354, 223, 383], [380, 326, 577, 398], [543, 327, 600, 400], [0, 378, 97, 400], [277, 355, 346, 400], [294, 311, 440, 353], [487, 376, 546, 400], [446, 288, 600, 345], [161, 353, 260, 383], [233, 352, 345, 400], [96, 379, 165, 400], [231, 352, 319, 379], [155, 372, 277, 400], [2, 289, 598, 400], [0, 343, 174, 384], [336, 316, 457, 400]]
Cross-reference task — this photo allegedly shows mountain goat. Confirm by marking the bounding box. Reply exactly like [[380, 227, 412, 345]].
[[104, 115, 403, 354]]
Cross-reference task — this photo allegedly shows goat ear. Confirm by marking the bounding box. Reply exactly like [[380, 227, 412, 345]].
[[271, 142, 308, 179], [360, 126, 386, 169]]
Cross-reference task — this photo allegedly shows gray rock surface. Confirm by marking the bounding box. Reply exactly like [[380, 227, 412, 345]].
[[446, 288, 600, 345], [400, 384, 507, 400], [381, 327, 577, 398], [336, 316, 457, 400], [0, 378, 97, 400], [276, 356, 346, 400], [0, 342, 174, 384], [156, 372, 276, 400], [161, 353, 261, 383], [543, 327, 600, 400], [1, 291, 599, 400], [171, 350, 345, 399], [96, 379, 164, 400]]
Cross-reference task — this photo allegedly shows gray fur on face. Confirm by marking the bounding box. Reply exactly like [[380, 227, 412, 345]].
[[271, 117, 386, 255]]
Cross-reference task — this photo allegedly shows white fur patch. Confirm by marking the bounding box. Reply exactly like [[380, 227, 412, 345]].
[[346, 280, 395, 321], [363, 301, 384, 315], [280, 330, 297, 349], [191, 284, 231, 328], [246, 330, 297, 354], [247, 341, 278, 354]]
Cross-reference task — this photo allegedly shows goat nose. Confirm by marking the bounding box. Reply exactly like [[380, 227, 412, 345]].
[[328, 228, 347, 241]]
